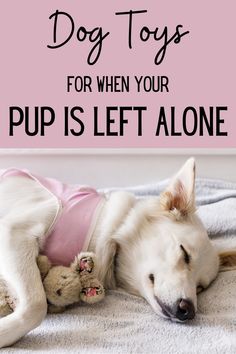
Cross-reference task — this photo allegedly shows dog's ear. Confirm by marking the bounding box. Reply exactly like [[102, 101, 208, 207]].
[[160, 158, 196, 217], [218, 250, 236, 272]]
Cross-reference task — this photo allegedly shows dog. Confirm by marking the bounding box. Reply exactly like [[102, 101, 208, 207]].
[[0, 158, 235, 348]]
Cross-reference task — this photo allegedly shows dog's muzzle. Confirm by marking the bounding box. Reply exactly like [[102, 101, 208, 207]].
[[174, 298, 195, 321], [156, 297, 195, 321]]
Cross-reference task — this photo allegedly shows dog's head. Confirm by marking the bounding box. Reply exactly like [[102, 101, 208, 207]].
[[100, 158, 236, 322]]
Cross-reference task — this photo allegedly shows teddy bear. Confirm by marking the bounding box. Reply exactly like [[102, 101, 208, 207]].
[[0, 252, 105, 315]]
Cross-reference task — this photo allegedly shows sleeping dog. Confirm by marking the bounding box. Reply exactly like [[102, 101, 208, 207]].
[[0, 158, 235, 347]]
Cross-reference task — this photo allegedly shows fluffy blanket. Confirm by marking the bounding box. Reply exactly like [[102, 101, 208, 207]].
[[5, 178, 236, 354]]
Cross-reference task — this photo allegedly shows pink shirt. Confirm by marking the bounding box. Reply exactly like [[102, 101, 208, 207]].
[[0, 169, 105, 266]]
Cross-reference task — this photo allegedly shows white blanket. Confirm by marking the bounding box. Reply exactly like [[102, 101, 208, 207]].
[[5, 178, 236, 354]]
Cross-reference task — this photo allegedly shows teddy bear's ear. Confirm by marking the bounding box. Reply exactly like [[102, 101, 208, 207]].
[[37, 255, 52, 279], [70, 256, 80, 273]]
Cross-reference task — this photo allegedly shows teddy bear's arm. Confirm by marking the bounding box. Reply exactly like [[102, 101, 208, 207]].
[[0, 279, 14, 317], [80, 277, 105, 304], [47, 304, 66, 314], [0, 294, 12, 317], [37, 255, 52, 279], [71, 252, 96, 276], [70, 252, 105, 305]]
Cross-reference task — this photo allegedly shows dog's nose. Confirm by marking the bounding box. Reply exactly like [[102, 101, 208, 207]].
[[175, 298, 195, 321]]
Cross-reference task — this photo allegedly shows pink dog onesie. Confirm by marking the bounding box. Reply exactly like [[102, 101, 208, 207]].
[[0, 168, 105, 266]]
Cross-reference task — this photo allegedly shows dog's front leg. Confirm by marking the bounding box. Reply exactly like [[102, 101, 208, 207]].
[[0, 224, 47, 348]]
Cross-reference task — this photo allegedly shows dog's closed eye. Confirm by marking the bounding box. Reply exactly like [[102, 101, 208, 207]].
[[180, 244, 191, 264], [149, 274, 155, 284], [197, 285, 204, 294]]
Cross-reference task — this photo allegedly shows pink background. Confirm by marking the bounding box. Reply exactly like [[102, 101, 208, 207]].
[[0, 1, 235, 148]]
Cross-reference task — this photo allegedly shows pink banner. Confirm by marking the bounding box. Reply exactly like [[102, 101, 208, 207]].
[[1, 1, 235, 148]]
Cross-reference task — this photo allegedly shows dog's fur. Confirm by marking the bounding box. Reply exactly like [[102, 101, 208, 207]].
[[0, 158, 235, 347]]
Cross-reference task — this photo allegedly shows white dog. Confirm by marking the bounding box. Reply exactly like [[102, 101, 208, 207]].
[[0, 158, 235, 348]]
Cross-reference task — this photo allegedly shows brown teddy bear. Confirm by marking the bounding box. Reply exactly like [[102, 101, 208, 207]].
[[0, 252, 105, 315]]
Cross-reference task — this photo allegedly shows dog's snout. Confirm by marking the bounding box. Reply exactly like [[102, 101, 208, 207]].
[[175, 298, 195, 321]]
